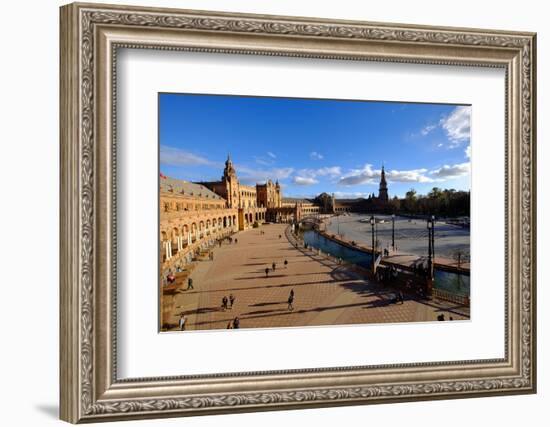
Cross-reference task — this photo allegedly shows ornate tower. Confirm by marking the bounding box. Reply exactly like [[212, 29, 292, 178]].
[[223, 154, 237, 180], [275, 179, 281, 207], [378, 165, 389, 202], [223, 154, 239, 208]]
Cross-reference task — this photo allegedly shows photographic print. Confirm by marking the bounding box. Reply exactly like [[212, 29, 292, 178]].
[[159, 94, 471, 332]]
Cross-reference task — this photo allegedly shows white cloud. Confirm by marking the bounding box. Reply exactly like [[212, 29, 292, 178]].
[[254, 157, 273, 166], [387, 168, 434, 183], [440, 106, 471, 146], [430, 162, 470, 179], [267, 151, 276, 159], [421, 124, 437, 136], [338, 164, 378, 185], [465, 145, 471, 159], [297, 166, 342, 179], [237, 165, 294, 185], [160, 145, 218, 167], [292, 176, 319, 186], [437, 143, 444, 148], [316, 166, 342, 177], [291, 166, 342, 186], [339, 164, 433, 186], [310, 151, 324, 160], [332, 191, 371, 199]]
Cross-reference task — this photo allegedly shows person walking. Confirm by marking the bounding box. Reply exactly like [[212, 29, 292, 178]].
[[234, 238, 238, 244], [179, 314, 187, 331], [287, 293, 294, 311], [229, 293, 235, 309], [290, 289, 294, 299], [187, 277, 194, 290], [265, 267, 269, 278], [272, 262, 276, 271], [226, 321, 233, 329], [222, 295, 228, 311], [284, 259, 288, 268], [233, 317, 240, 329]]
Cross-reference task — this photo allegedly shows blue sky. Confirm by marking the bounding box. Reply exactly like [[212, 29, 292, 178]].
[[159, 93, 471, 199]]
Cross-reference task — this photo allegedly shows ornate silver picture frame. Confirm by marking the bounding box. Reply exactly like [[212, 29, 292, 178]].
[[60, 2, 536, 423]]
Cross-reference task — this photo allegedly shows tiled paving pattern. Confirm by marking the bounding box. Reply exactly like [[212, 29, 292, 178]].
[[167, 224, 469, 331]]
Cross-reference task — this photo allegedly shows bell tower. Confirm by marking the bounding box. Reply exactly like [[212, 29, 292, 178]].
[[222, 154, 239, 208], [223, 154, 237, 180], [378, 165, 389, 202]]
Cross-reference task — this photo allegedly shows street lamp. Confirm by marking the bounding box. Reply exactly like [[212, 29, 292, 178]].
[[431, 215, 435, 263], [426, 215, 435, 280], [391, 214, 395, 251], [370, 216, 375, 273]]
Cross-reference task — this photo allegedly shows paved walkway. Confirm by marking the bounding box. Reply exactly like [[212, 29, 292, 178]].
[[168, 224, 469, 331]]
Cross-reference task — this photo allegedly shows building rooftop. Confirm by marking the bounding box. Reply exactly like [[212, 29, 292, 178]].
[[160, 176, 224, 200]]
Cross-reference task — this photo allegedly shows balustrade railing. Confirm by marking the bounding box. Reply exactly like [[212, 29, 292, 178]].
[[432, 288, 470, 306]]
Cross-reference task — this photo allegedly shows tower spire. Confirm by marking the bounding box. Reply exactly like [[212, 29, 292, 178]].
[[223, 153, 236, 180], [378, 164, 389, 202]]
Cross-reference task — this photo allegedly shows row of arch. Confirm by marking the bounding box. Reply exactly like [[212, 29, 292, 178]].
[[243, 211, 266, 224], [162, 214, 238, 244], [161, 210, 267, 242], [161, 209, 268, 263]]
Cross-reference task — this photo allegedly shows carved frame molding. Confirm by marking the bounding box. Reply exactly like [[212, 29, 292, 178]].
[[60, 2, 536, 423]]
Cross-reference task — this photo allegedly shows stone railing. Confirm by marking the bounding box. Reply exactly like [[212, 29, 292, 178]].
[[432, 288, 470, 306]]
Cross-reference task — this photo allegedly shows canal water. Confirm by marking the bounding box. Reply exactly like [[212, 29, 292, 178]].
[[303, 230, 470, 296]]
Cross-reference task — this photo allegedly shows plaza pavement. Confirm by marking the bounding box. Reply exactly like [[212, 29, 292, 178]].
[[326, 214, 470, 261], [169, 224, 469, 332]]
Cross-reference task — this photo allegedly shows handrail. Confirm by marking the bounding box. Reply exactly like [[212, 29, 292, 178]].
[[432, 288, 470, 306]]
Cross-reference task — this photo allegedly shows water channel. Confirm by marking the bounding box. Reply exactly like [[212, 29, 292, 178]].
[[303, 230, 470, 296]]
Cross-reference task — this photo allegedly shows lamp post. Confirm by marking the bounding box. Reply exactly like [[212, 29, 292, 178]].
[[431, 215, 435, 264], [391, 214, 395, 251], [426, 215, 435, 297], [370, 216, 375, 273], [427, 217, 433, 278]]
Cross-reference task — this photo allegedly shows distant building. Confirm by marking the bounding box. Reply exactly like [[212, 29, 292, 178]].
[[288, 165, 391, 214], [256, 179, 282, 209]]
